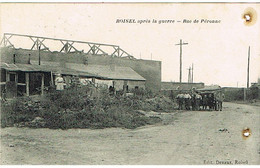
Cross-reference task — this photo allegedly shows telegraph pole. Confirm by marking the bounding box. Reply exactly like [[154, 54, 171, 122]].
[[191, 63, 194, 83], [175, 39, 188, 83], [247, 46, 250, 88], [187, 66, 192, 83]]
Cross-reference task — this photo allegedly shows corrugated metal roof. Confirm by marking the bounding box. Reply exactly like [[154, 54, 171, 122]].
[[0, 62, 45, 72], [0, 61, 145, 81], [0, 62, 98, 77], [66, 63, 146, 81]]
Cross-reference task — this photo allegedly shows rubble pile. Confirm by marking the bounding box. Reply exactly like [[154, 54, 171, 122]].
[[141, 96, 176, 112], [1, 87, 177, 129], [29, 117, 46, 128], [3, 98, 47, 128]]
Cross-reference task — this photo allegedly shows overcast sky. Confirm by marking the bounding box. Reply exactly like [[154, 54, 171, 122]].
[[0, 3, 259, 87]]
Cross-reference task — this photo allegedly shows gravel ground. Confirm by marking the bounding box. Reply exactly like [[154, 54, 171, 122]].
[[1, 102, 259, 165]]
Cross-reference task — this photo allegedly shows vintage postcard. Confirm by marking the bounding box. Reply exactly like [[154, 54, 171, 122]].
[[0, 2, 259, 165]]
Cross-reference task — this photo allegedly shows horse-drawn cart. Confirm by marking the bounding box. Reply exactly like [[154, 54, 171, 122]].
[[196, 85, 224, 111]]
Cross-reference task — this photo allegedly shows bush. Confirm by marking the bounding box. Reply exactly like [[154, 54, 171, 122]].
[[224, 87, 260, 102], [1, 97, 43, 127], [224, 89, 244, 101], [1, 86, 162, 129]]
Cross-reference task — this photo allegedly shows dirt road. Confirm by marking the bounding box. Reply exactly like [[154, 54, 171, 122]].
[[1, 102, 259, 165]]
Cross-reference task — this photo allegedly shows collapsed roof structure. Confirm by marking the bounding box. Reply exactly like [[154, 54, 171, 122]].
[[0, 33, 161, 97]]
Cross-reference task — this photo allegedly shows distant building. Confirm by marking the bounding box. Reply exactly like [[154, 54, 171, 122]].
[[250, 77, 260, 89], [161, 82, 205, 91]]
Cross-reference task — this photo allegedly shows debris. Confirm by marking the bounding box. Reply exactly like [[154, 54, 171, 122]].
[[218, 128, 229, 133], [136, 110, 162, 118], [126, 93, 134, 97], [29, 117, 46, 128], [143, 96, 175, 112], [14, 122, 28, 128]]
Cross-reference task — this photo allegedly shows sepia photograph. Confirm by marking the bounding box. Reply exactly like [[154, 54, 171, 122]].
[[0, 1, 259, 165]]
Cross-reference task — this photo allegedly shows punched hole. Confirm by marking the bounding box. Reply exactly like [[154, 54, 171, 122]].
[[243, 132, 250, 137], [242, 127, 251, 139], [244, 14, 251, 22]]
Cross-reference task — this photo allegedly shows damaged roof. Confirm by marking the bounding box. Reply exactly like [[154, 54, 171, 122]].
[[1, 61, 146, 81], [0, 62, 42, 72], [0, 62, 98, 77], [66, 63, 146, 81]]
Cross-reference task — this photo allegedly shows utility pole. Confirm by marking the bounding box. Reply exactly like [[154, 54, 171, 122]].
[[247, 46, 250, 88], [38, 45, 41, 65], [188, 66, 192, 83], [175, 39, 188, 83], [191, 63, 194, 83]]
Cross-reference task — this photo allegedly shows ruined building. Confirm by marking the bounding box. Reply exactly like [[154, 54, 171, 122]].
[[0, 33, 161, 98]]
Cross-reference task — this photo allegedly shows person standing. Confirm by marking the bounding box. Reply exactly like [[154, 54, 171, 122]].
[[55, 74, 65, 91], [109, 86, 115, 96], [195, 93, 202, 110], [191, 93, 197, 111], [217, 91, 225, 111], [214, 93, 218, 111], [184, 93, 191, 110], [176, 93, 184, 110], [202, 94, 208, 110], [208, 93, 214, 111]]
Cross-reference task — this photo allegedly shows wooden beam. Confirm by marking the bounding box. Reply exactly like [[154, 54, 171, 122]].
[[118, 48, 132, 57], [111, 47, 119, 56], [29, 37, 37, 50], [38, 39, 50, 52], [25, 73, 29, 96], [41, 73, 44, 95], [0, 37, 4, 46], [86, 45, 95, 55], [17, 83, 26, 86], [4, 33, 118, 47], [94, 45, 107, 55], [51, 71, 54, 86], [5, 36, 13, 47], [15, 73, 18, 83], [67, 42, 74, 52], [3, 33, 135, 58], [6, 71, 10, 81], [92, 78, 95, 84]]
